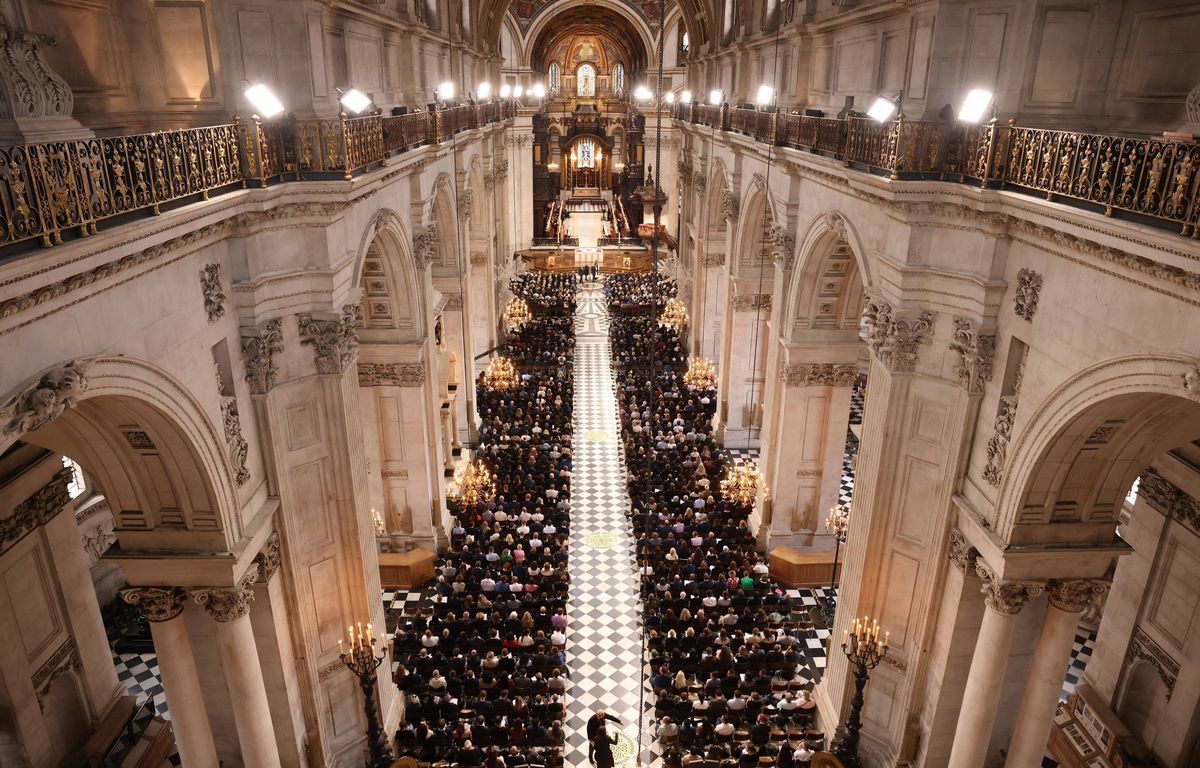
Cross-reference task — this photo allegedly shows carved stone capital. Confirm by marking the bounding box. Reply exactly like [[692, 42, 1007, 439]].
[[192, 569, 258, 622], [1047, 579, 1109, 613], [200, 264, 226, 322], [241, 318, 284, 395], [120, 586, 188, 622], [861, 300, 933, 372], [947, 528, 978, 574], [976, 563, 1043, 614], [1013, 268, 1043, 321], [253, 532, 281, 583], [298, 304, 361, 375], [948, 318, 995, 393], [782, 363, 858, 388], [357, 362, 427, 387], [1, 359, 93, 437]]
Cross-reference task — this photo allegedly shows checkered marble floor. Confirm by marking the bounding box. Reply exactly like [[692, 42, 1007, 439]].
[[565, 286, 648, 766], [107, 636, 181, 765]]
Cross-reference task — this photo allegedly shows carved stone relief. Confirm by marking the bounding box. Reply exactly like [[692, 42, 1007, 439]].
[[860, 300, 934, 372], [413, 223, 439, 268], [1139, 467, 1200, 534], [220, 396, 251, 486], [120, 586, 188, 622], [241, 318, 284, 395], [731, 294, 771, 311], [357, 362, 427, 387], [0, 359, 92, 437], [31, 640, 81, 711], [769, 224, 796, 270], [781, 363, 858, 387], [1126, 626, 1179, 700], [1013, 268, 1043, 321], [946, 528, 978, 574], [199, 264, 226, 322], [949, 318, 995, 393], [720, 189, 739, 222], [1182, 361, 1200, 401], [0, 21, 75, 121], [457, 189, 474, 221], [1, 469, 70, 556], [298, 304, 362, 375], [253, 532, 281, 583]]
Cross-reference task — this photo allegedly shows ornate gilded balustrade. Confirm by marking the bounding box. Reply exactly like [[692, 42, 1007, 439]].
[[0, 101, 517, 249], [676, 103, 1200, 237]]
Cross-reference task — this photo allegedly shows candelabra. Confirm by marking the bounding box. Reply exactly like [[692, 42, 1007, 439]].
[[819, 504, 850, 627], [504, 297, 532, 329], [371, 507, 387, 538], [339, 623, 395, 768], [481, 355, 519, 390], [720, 459, 767, 508], [659, 298, 688, 330], [447, 459, 497, 506], [682, 355, 718, 390], [835, 617, 889, 768]]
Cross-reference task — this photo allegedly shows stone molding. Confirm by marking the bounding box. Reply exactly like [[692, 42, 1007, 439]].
[[357, 362, 427, 387], [220, 396, 251, 486], [192, 567, 259, 622], [1, 469, 71, 556], [701, 252, 725, 268], [1013, 268, 1043, 321], [1139, 467, 1200, 533], [0, 359, 93, 437], [1126, 626, 1179, 700], [976, 562, 1043, 614], [443, 293, 464, 311], [948, 318, 995, 393], [782, 363, 858, 388], [32, 640, 81, 711], [861, 300, 934, 372], [298, 304, 362, 375], [199, 263, 226, 322], [731, 294, 771, 311], [120, 586, 189, 622], [1183, 361, 1200, 401], [253, 532, 281, 584], [1047, 579, 1109, 612], [241, 318, 284, 395], [946, 528, 978, 574]]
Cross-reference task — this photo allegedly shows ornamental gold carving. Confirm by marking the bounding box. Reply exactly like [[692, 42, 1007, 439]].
[[1013, 268, 1043, 321], [782, 363, 858, 387], [731, 294, 771, 311], [861, 300, 933, 372], [299, 304, 362, 375], [1, 359, 92, 437], [1047, 579, 1108, 612], [254, 532, 281, 583], [192, 568, 259, 622], [200, 263, 226, 322], [1126, 626, 1179, 700], [357, 362, 427, 387], [949, 318, 995, 393], [241, 318, 284, 395], [220, 396, 251, 486], [976, 562, 1043, 614], [120, 586, 188, 622], [1, 469, 71, 555]]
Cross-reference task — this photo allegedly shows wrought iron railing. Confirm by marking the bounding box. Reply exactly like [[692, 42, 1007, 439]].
[[676, 104, 1200, 237], [0, 102, 516, 249]]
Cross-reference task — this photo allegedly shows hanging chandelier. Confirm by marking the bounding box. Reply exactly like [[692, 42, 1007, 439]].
[[481, 355, 519, 390], [683, 356, 718, 389], [659, 298, 688, 330], [447, 459, 496, 506], [721, 458, 767, 507], [504, 297, 532, 328]]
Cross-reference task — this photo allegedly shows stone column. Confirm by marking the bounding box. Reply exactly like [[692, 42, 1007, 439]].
[[1005, 580, 1107, 767], [120, 587, 219, 768], [946, 565, 1042, 768], [193, 574, 282, 768]]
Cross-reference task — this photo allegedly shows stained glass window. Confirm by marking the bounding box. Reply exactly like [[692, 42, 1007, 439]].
[[577, 138, 596, 168], [549, 63, 560, 92], [614, 64, 625, 94], [577, 63, 596, 97]]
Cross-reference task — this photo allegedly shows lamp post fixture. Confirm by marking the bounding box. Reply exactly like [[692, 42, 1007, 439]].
[[340, 623, 395, 768], [820, 503, 850, 627], [835, 616, 889, 768]]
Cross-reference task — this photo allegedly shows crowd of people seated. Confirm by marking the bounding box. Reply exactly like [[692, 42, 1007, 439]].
[[605, 274, 826, 767], [511, 273, 577, 313], [392, 284, 576, 768]]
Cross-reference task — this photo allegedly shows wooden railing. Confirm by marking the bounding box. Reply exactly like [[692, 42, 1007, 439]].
[[0, 101, 517, 249], [674, 104, 1200, 237]]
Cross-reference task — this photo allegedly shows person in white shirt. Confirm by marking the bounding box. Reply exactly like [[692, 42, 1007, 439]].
[[481, 577, 496, 591], [713, 717, 735, 738], [529, 536, 543, 549], [793, 743, 814, 764], [550, 629, 566, 646]]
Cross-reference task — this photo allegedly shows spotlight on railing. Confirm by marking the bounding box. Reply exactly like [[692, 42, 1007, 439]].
[[339, 87, 372, 115], [957, 88, 995, 123], [500, 83, 512, 99], [707, 89, 724, 106], [666, 92, 676, 104], [532, 82, 546, 99], [437, 81, 456, 101], [634, 85, 652, 101], [755, 84, 774, 106], [867, 92, 901, 123], [244, 83, 285, 119], [477, 82, 492, 100], [680, 90, 693, 104]]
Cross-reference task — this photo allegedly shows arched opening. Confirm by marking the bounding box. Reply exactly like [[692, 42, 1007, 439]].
[[576, 63, 596, 98]]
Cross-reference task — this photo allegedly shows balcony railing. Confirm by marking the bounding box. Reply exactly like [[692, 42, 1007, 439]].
[[675, 103, 1200, 237], [0, 100, 517, 250]]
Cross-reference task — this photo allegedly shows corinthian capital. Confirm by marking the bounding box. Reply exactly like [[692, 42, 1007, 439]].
[[1047, 579, 1109, 613], [120, 586, 188, 622], [976, 562, 1043, 615], [192, 567, 259, 622]]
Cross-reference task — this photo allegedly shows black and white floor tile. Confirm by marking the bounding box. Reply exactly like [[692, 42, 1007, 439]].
[[107, 634, 181, 765]]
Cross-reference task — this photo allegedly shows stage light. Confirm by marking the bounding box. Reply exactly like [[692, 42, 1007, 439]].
[[500, 83, 512, 98], [867, 96, 897, 123], [244, 83, 284, 119], [532, 82, 546, 99], [708, 89, 723, 106], [681, 90, 693, 104], [958, 88, 994, 123], [514, 85, 525, 98], [437, 81, 455, 101], [634, 85, 652, 101], [339, 87, 371, 115], [755, 84, 774, 106], [666, 91, 676, 104], [478, 82, 492, 99]]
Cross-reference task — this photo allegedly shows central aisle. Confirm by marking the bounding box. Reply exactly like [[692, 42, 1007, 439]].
[[564, 284, 646, 766]]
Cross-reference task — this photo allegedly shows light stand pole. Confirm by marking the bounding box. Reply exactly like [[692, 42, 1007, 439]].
[[340, 623, 395, 768], [820, 504, 849, 627], [834, 617, 889, 768]]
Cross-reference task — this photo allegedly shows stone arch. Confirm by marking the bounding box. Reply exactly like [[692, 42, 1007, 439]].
[[0, 356, 237, 551], [465, 156, 488, 240], [517, 0, 656, 70], [732, 177, 776, 275], [994, 355, 1200, 546], [784, 211, 873, 339], [423, 172, 459, 270], [1119, 658, 1169, 743], [701, 158, 732, 240], [356, 209, 425, 341]]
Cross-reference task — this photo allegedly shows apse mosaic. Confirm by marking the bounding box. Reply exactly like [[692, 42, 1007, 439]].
[[509, 0, 673, 31]]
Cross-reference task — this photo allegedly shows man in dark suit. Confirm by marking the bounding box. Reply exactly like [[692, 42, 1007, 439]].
[[586, 709, 622, 764]]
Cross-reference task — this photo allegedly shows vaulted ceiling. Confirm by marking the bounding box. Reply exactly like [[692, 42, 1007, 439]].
[[528, 5, 650, 74]]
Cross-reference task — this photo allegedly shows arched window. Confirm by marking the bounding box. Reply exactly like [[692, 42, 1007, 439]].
[[549, 62, 561, 93], [613, 64, 625, 94], [577, 63, 596, 97]]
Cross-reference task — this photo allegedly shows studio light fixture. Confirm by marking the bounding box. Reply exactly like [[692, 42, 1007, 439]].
[[437, 81, 455, 101], [339, 87, 372, 115], [513, 85, 525, 98], [666, 91, 676, 104], [478, 82, 492, 100], [755, 84, 774, 106], [634, 85, 652, 101], [532, 82, 546, 99], [680, 90, 693, 104], [867, 93, 900, 123], [499, 83, 512, 99], [244, 83, 285, 119], [957, 87, 995, 123], [708, 89, 724, 106]]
